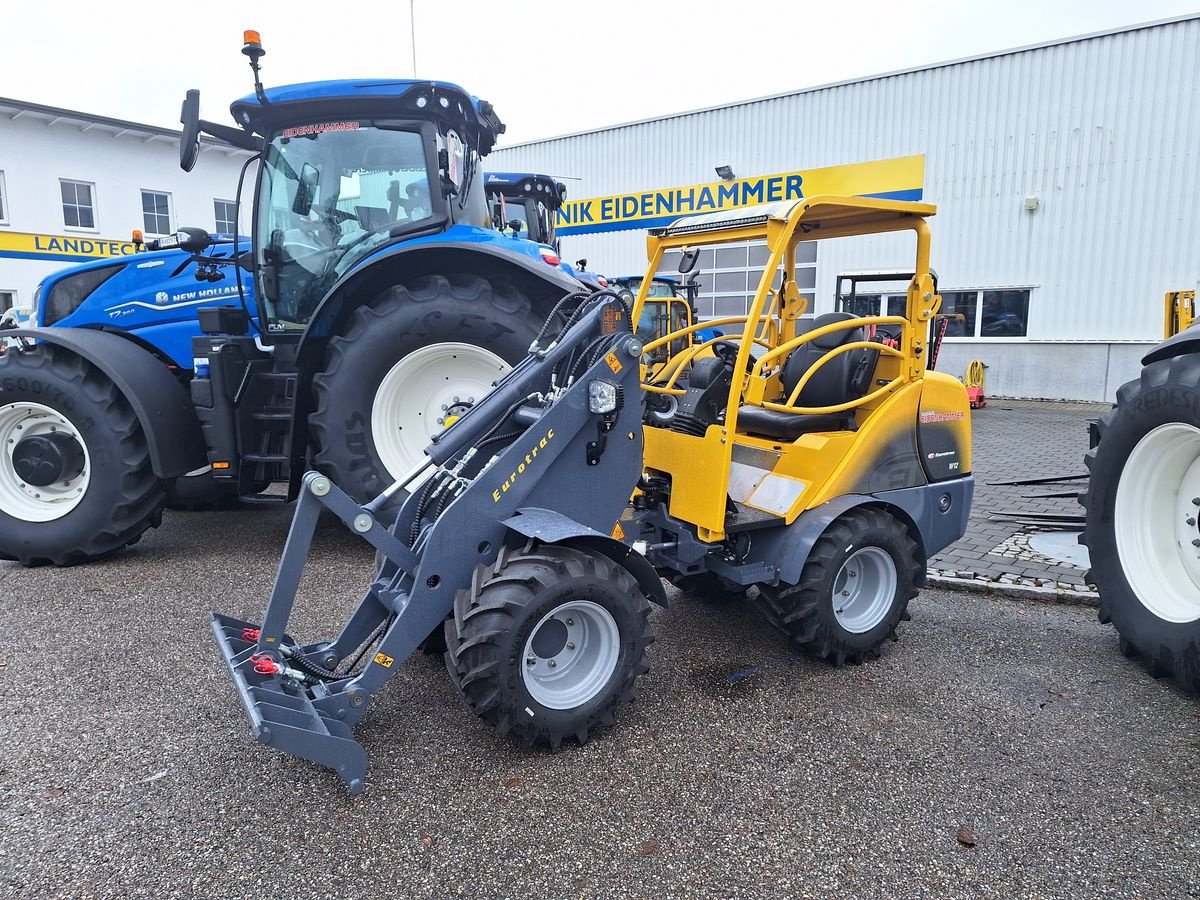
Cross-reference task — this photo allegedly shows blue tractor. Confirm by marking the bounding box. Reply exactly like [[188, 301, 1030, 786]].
[[484, 171, 608, 290], [0, 34, 582, 565]]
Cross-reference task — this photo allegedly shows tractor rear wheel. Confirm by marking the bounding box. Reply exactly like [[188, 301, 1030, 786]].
[[1081, 354, 1200, 693], [444, 543, 654, 748], [0, 345, 165, 565], [756, 507, 919, 664], [309, 274, 539, 502]]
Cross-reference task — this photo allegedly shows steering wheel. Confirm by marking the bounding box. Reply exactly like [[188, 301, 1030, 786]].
[[712, 341, 758, 372]]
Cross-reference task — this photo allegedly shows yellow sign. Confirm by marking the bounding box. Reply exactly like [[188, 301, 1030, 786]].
[[555, 155, 924, 236], [373, 652, 395, 668], [0, 230, 138, 263]]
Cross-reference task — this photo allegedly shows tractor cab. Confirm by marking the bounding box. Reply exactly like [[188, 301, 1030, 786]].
[[485, 172, 566, 249], [180, 77, 502, 333]]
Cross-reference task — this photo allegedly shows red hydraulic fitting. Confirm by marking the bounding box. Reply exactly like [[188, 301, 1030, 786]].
[[250, 653, 279, 675], [242, 626, 262, 642]]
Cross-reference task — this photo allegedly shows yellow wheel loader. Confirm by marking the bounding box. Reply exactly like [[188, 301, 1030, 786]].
[[212, 195, 974, 792]]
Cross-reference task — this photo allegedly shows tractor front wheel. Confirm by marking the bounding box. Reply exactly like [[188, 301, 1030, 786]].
[[0, 345, 165, 565], [444, 543, 654, 748], [309, 274, 539, 502], [756, 507, 919, 664], [1081, 355, 1200, 693]]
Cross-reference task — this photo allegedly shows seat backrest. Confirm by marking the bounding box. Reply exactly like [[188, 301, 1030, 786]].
[[779, 312, 865, 408]]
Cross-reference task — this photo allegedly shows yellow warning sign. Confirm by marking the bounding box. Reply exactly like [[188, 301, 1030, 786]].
[[373, 652, 395, 668], [605, 351, 623, 374]]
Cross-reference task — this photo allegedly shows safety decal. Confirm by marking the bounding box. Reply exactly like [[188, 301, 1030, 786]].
[[373, 652, 395, 668], [605, 351, 623, 375]]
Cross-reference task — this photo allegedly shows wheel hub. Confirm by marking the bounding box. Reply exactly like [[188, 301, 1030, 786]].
[[12, 432, 84, 487], [1115, 422, 1200, 622], [0, 401, 91, 522], [370, 342, 510, 481], [521, 600, 620, 710], [832, 546, 898, 634]]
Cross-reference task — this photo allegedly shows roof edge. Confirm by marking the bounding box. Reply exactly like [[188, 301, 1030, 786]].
[[495, 13, 1200, 151]]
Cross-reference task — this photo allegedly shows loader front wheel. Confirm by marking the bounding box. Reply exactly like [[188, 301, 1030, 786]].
[[0, 345, 165, 565], [756, 507, 919, 664], [309, 274, 539, 502], [1081, 355, 1200, 693], [444, 544, 653, 748]]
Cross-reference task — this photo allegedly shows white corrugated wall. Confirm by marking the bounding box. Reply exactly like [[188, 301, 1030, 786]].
[[492, 16, 1199, 351]]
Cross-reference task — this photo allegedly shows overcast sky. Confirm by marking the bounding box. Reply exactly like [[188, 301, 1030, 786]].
[[3, 1, 1196, 147]]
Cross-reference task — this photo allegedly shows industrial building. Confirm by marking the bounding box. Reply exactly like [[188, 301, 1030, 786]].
[[491, 15, 1199, 401], [0, 98, 253, 319]]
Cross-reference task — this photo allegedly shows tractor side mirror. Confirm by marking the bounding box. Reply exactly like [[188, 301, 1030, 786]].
[[678, 247, 700, 276], [292, 163, 320, 217], [507, 218, 524, 236], [576, 258, 588, 271], [146, 227, 211, 254], [179, 89, 201, 172]]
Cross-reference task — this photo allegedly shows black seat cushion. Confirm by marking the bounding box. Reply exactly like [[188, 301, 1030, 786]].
[[736, 407, 851, 441]]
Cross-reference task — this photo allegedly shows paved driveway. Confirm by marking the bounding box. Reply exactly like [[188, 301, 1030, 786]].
[[1, 504, 1195, 898]]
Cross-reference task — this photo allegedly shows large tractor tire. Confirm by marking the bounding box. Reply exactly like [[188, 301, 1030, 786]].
[[1081, 354, 1200, 693], [444, 543, 654, 749], [756, 507, 919, 665], [309, 274, 540, 503], [0, 345, 165, 565]]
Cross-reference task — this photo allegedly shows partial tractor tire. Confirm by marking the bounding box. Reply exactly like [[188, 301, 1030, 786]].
[[444, 543, 654, 749], [756, 507, 919, 664], [309, 274, 540, 503], [1080, 354, 1200, 693], [0, 345, 165, 565]]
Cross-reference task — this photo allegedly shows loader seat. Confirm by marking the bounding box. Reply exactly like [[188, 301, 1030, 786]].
[[737, 312, 873, 441]]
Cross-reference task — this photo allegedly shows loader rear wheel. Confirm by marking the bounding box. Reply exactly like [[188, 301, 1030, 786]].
[[309, 274, 539, 502], [0, 345, 165, 565], [1081, 355, 1200, 693], [444, 543, 653, 748], [756, 507, 919, 664]]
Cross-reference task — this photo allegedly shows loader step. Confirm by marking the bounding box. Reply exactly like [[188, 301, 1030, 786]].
[[243, 452, 290, 463]]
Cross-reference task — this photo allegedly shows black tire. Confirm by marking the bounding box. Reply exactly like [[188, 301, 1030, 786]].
[[309, 274, 540, 502], [0, 345, 165, 566], [1080, 354, 1200, 693], [444, 543, 653, 748], [165, 471, 242, 510], [755, 507, 919, 664]]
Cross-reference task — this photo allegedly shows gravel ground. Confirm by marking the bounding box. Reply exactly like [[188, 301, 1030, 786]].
[[1, 505, 1198, 899]]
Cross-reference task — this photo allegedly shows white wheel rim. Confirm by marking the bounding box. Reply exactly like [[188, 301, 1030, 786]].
[[521, 600, 621, 710], [370, 342, 510, 479], [0, 401, 91, 522], [1114, 422, 1200, 623], [832, 546, 898, 633]]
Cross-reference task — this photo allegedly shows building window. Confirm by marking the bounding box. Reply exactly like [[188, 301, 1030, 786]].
[[981, 289, 1030, 337], [214, 199, 237, 234], [938, 291, 979, 337], [141, 190, 172, 236], [0, 290, 14, 313], [0, 170, 8, 224], [657, 240, 817, 320], [60, 179, 96, 229], [937, 289, 1031, 337]]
